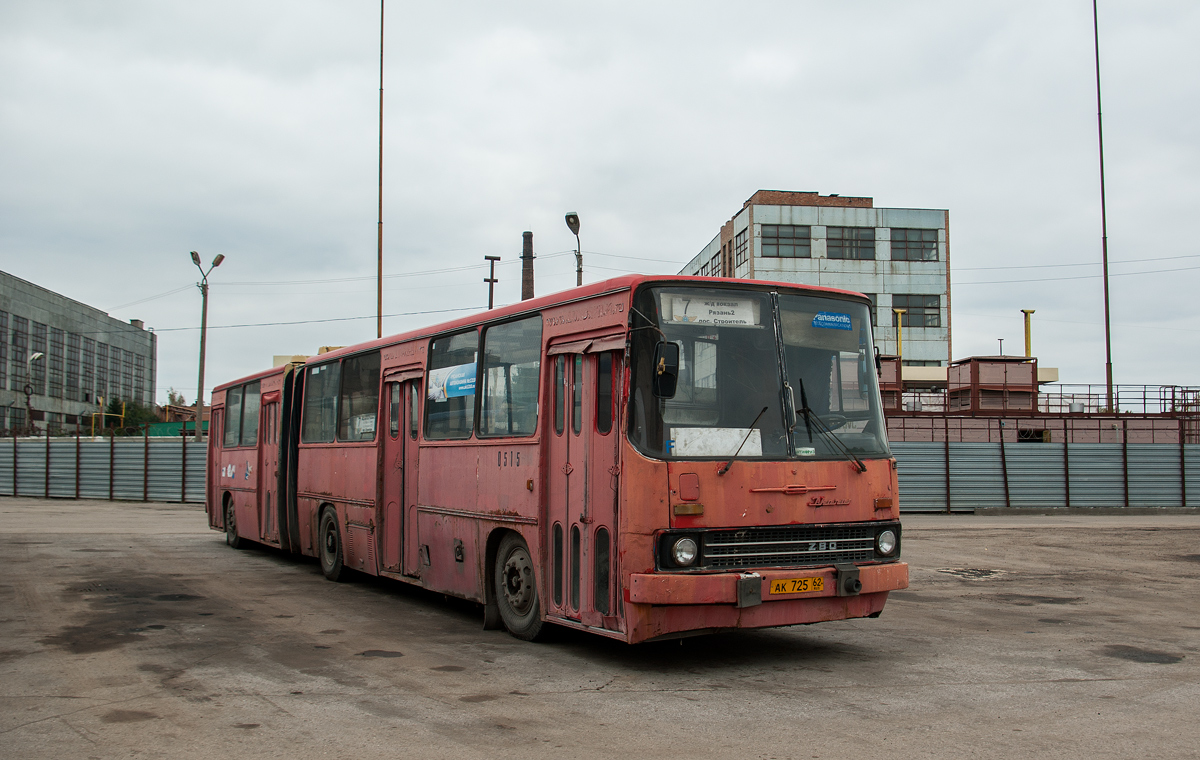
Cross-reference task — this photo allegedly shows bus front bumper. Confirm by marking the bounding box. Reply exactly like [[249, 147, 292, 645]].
[[627, 562, 908, 606]]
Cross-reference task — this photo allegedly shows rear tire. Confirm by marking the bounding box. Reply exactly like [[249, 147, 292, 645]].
[[494, 533, 544, 641], [318, 508, 347, 582], [225, 500, 246, 550]]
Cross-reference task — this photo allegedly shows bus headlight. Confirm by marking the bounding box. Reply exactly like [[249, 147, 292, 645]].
[[875, 529, 898, 557], [672, 537, 699, 567]]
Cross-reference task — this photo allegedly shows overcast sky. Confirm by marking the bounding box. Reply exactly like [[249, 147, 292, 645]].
[[2, 1, 1197, 404]]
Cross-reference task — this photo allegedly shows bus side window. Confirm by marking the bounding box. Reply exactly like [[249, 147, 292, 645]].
[[241, 381, 261, 447], [338, 351, 381, 442], [479, 316, 542, 437], [425, 331, 478, 440], [223, 386, 243, 448], [596, 353, 613, 435], [302, 362, 340, 443], [572, 355, 582, 436], [554, 355, 565, 435], [389, 382, 400, 439], [409, 381, 419, 440]]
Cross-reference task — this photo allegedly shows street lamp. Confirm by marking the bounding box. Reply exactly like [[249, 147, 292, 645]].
[[25, 351, 43, 434], [565, 212, 582, 287], [191, 251, 225, 442]]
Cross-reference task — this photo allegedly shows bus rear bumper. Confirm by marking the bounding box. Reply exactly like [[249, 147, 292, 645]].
[[623, 563, 908, 643]]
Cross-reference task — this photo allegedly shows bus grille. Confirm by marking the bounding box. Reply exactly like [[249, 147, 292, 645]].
[[702, 524, 876, 569]]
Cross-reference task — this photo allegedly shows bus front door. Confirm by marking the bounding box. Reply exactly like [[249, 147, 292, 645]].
[[547, 350, 622, 629]]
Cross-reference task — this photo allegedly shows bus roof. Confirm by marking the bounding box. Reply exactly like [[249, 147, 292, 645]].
[[213, 274, 871, 388]]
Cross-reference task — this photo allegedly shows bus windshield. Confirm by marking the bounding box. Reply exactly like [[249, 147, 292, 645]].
[[629, 285, 890, 461]]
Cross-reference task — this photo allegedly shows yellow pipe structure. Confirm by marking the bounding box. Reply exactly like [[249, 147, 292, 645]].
[[892, 308, 907, 359], [1021, 309, 1036, 358]]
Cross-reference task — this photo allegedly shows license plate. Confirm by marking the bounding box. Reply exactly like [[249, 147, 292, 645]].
[[769, 577, 824, 595]]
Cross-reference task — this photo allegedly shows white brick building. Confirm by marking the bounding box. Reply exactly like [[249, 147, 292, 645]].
[[680, 190, 951, 366]]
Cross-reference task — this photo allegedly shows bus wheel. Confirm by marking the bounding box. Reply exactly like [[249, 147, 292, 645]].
[[225, 500, 245, 550], [318, 508, 347, 582], [494, 533, 544, 641]]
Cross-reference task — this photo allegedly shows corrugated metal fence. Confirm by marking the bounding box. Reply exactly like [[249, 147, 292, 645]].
[[0, 436, 207, 504], [892, 441, 1200, 512], [0, 436, 1195, 512]]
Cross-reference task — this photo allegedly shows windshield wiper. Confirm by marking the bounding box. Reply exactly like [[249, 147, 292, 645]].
[[717, 406, 768, 476], [795, 379, 867, 474]]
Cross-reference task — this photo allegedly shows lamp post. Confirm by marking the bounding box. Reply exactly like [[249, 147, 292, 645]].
[[25, 351, 43, 435], [484, 255, 500, 309], [191, 251, 225, 442], [565, 212, 582, 287]]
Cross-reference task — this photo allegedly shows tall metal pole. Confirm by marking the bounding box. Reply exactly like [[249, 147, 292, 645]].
[[192, 251, 223, 443], [484, 255, 500, 309], [195, 277, 208, 443], [376, 0, 385, 339], [1093, 0, 1114, 410], [574, 234, 582, 287]]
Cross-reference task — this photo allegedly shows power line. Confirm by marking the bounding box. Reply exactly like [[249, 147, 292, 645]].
[[954, 264, 1200, 286], [956, 253, 1200, 272], [150, 306, 483, 333]]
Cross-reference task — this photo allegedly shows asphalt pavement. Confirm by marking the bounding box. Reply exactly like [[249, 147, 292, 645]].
[[2, 497, 1198, 759]]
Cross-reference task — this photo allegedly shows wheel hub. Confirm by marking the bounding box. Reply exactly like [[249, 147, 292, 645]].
[[502, 551, 534, 614]]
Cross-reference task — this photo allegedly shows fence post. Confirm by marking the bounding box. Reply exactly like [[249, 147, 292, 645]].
[[143, 426, 149, 502], [44, 426, 50, 499], [1180, 418, 1187, 509], [11, 430, 17, 497], [943, 416, 951, 513], [1121, 421, 1130, 508], [998, 419, 1011, 509], [75, 431, 81, 499], [181, 434, 187, 503], [1063, 419, 1071, 509], [108, 432, 114, 501]]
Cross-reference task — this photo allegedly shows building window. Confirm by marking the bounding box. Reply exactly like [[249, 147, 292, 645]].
[[30, 322, 47, 396], [826, 227, 875, 260], [761, 225, 810, 258], [48, 328, 64, 399], [862, 294, 878, 327], [734, 229, 748, 266], [122, 349, 133, 402], [0, 310, 7, 392], [891, 228, 938, 261], [9, 317, 28, 392], [66, 333, 81, 402], [902, 359, 942, 367], [709, 252, 720, 277], [96, 343, 108, 402], [81, 338, 95, 403], [700, 260, 710, 277], [892, 294, 941, 328], [134, 355, 146, 404]]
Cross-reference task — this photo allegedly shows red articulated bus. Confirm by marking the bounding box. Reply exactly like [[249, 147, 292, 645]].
[[207, 275, 908, 643]]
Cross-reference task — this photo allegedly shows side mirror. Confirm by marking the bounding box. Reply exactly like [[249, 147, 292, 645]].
[[874, 346, 882, 377], [652, 341, 680, 398]]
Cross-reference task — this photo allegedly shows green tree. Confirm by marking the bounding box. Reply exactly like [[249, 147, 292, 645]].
[[166, 387, 188, 406]]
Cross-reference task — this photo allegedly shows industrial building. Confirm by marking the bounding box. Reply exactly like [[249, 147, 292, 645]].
[[1, 270, 156, 434], [680, 190, 951, 366]]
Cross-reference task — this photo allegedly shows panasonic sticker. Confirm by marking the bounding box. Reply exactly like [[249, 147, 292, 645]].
[[811, 311, 852, 331], [427, 362, 476, 401]]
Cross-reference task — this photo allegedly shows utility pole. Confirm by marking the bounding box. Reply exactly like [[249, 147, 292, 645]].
[[191, 251, 225, 442], [1093, 0, 1114, 410], [998, 338, 1005, 356], [520, 231, 535, 301], [565, 213, 582, 287], [376, 0, 385, 339], [484, 255, 500, 309]]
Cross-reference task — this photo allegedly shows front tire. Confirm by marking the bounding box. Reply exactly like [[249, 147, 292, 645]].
[[494, 533, 544, 641], [318, 508, 347, 582], [225, 500, 246, 550]]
